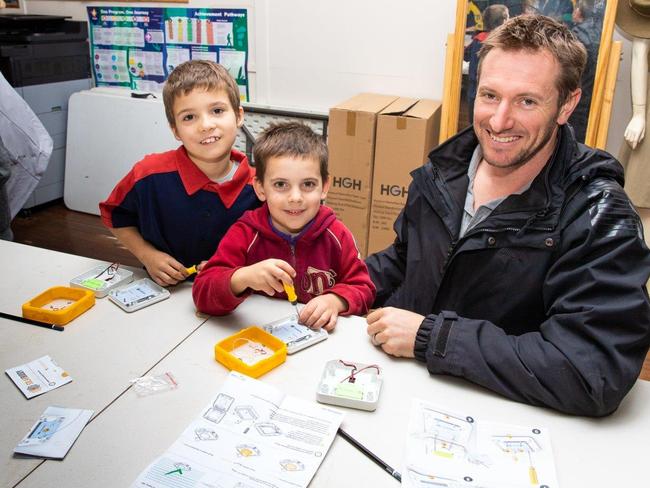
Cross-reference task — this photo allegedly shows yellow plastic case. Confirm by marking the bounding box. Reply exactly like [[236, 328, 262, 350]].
[[22, 286, 95, 326], [215, 326, 287, 378]]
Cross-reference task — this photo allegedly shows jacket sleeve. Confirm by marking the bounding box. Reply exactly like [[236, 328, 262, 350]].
[[414, 183, 650, 416], [365, 209, 409, 307], [192, 223, 252, 315], [325, 224, 376, 316]]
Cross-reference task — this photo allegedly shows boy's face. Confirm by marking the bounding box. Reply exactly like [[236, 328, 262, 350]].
[[253, 155, 330, 235], [170, 87, 243, 169]]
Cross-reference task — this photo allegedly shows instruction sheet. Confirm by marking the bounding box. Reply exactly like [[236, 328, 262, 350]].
[[402, 399, 558, 488], [131, 371, 344, 488], [5, 355, 72, 399], [14, 406, 94, 459]]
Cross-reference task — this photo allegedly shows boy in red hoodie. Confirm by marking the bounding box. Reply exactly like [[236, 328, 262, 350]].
[[193, 122, 375, 330]]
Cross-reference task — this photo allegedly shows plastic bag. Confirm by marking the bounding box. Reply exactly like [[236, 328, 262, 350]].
[[130, 371, 178, 396]]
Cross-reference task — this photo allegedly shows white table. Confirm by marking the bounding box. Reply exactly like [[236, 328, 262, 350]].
[[0, 241, 206, 487], [16, 293, 650, 488]]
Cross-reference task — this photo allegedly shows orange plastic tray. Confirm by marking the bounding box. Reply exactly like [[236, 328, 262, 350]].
[[215, 326, 287, 378], [22, 286, 95, 326]]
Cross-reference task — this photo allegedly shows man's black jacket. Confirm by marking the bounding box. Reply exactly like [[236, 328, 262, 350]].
[[366, 125, 650, 416]]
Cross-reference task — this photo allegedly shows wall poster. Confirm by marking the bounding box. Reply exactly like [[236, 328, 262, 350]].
[[87, 6, 248, 99]]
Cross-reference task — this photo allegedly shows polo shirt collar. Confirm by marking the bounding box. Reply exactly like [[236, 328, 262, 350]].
[[176, 147, 253, 208]]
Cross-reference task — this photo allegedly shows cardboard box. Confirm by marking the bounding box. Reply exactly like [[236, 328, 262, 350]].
[[367, 98, 441, 255], [326, 93, 399, 257]]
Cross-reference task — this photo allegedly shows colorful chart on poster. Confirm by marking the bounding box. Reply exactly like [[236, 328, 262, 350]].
[[87, 6, 248, 99]]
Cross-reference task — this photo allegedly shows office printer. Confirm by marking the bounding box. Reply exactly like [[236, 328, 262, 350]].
[[0, 14, 92, 208], [0, 14, 90, 87]]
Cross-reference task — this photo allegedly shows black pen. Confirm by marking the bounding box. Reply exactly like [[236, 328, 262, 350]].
[[0, 311, 64, 331], [338, 427, 401, 482]]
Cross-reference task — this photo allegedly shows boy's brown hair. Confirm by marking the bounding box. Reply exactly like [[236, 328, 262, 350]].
[[163, 60, 240, 127], [478, 14, 587, 107], [253, 122, 328, 182]]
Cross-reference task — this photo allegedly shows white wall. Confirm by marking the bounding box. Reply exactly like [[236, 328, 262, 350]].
[[9, 0, 455, 112], [3, 0, 632, 146]]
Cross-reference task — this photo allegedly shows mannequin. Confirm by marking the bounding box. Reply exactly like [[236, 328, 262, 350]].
[[617, 1, 650, 214], [624, 37, 649, 150]]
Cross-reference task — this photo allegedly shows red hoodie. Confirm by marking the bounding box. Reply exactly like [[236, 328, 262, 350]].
[[193, 204, 376, 316]]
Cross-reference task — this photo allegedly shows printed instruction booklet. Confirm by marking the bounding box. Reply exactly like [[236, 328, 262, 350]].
[[14, 406, 94, 459], [6, 355, 72, 399], [132, 371, 344, 488], [402, 398, 559, 488]]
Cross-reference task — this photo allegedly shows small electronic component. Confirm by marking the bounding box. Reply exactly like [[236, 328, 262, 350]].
[[262, 315, 328, 354], [108, 278, 170, 312], [317, 359, 383, 411], [70, 263, 134, 298]]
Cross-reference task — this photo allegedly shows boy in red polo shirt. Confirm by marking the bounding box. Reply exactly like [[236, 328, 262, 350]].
[[100, 61, 259, 286], [193, 122, 375, 330]]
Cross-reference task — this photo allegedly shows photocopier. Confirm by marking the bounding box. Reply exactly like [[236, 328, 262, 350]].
[[0, 14, 92, 208]]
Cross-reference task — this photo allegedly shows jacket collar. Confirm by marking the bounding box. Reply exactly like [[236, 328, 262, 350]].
[[176, 147, 254, 208], [241, 204, 337, 242], [415, 124, 583, 233]]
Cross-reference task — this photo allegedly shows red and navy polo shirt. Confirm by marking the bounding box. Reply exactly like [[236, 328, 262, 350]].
[[99, 146, 260, 267]]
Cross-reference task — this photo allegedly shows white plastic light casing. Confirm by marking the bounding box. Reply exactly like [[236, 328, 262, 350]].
[[70, 265, 134, 298], [108, 278, 170, 312], [316, 359, 382, 411], [262, 315, 328, 354]]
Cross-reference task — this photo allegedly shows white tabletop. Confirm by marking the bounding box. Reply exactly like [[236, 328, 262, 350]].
[[0, 241, 206, 487], [15, 292, 650, 488]]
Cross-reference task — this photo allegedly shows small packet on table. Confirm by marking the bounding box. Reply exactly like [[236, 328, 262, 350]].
[[130, 372, 178, 397]]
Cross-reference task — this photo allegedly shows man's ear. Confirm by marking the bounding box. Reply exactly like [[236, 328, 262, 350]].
[[253, 177, 266, 201], [557, 88, 582, 125]]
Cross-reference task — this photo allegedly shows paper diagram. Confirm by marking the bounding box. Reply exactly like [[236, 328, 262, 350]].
[[166, 16, 233, 46], [131, 372, 343, 488], [402, 399, 557, 488]]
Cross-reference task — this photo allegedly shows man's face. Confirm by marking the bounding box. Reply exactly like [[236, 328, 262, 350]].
[[473, 48, 579, 172]]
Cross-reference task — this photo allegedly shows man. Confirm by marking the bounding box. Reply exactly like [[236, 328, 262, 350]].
[[365, 15, 650, 416]]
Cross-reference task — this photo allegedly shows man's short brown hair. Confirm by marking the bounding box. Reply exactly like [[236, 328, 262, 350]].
[[163, 60, 240, 127], [253, 122, 328, 182], [477, 14, 587, 106]]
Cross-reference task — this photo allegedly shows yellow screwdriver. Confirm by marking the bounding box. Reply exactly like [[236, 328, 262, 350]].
[[282, 282, 300, 318]]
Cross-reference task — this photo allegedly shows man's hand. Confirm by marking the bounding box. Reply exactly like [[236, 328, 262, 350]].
[[141, 249, 188, 287], [366, 307, 424, 358], [230, 259, 296, 296], [300, 294, 347, 331]]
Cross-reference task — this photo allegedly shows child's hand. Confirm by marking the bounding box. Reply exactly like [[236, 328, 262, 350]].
[[141, 249, 187, 287], [231, 259, 296, 296], [196, 260, 208, 272], [299, 294, 347, 331]]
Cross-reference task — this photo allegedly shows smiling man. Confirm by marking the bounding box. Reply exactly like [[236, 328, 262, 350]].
[[365, 15, 650, 416]]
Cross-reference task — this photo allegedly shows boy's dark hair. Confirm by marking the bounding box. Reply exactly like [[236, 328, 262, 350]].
[[483, 5, 509, 32], [478, 14, 587, 107], [253, 122, 328, 182], [163, 60, 240, 127]]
